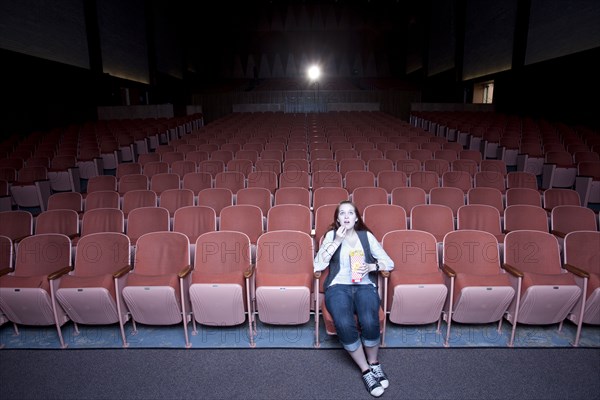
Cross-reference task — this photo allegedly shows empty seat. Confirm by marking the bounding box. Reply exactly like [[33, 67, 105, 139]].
[[442, 230, 515, 347], [267, 204, 312, 236], [312, 170, 343, 190], [274, 187, 311, 208], [503, 230, 582, 347], [383, 230, 446, 336], [543, 188, 581, 211], [457, 204, 504, 243], [189, 231, 255, 346], [118, 174, 149, 196], [254, 230, 315, 336], [442, 170, 472, 194], [55, 232, 132, 347], [0, 210, 33, 243], [410, 171, 440, 194], [0, 233, 72, 348], [474, 171, 506, 194], [312, 187, 349, 211], [47, 192, 83, 213], [122, 231, 193, 347], [411, 204, 454, 243], [467, 187, 504, 216], [363, 204, 407, 243], [160, 188, 195, 218], [215, 171, 246, 195], [563, 230, 600, 346], [85, 190, 120, 212], [506, 171, 538, 191], [121, 189, 157, 217], [503, 205, 549, 233], [391, 187, 427, 217], [172, 206, 216, 264], [505, 188, 542, 207], [351, 187, 388, 215], [126, 206, 170, 246], [80, 208, 125, 238], [429, 187, 465, 217], [550, 205, 598, 240], [197, 188, 234, 221], [34, 209, 79, 240]]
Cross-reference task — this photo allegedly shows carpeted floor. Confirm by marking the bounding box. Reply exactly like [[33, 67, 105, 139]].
[[1, 316, 598, 350]]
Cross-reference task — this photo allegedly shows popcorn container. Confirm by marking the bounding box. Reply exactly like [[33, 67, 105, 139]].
[[349, 250, 365, 283]]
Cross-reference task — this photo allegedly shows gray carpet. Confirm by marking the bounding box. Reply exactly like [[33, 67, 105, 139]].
[[1, 348, 598, 399]]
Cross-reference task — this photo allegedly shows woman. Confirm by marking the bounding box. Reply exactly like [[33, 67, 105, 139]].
[[314, 201, 394, 397]]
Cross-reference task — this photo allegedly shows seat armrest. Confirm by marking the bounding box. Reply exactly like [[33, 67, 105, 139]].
[[441, 264, 456, 278], [178, 265, 193, 278], [550, 229, 566, 238], [244, 264, 255, 278], [314, 271, 322, 279], [113, 265, 133, 278], [564, 263, 590, 279], [48, 266, 72, 280], [502, 263, 524, 278], [0, 267, 13, 277], [379, 270, 390, 278]]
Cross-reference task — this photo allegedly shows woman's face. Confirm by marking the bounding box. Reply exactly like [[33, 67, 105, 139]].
[[337, 203, 358, 229]]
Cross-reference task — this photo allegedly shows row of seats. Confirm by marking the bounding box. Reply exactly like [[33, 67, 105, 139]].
[[2, 202, 598, 269], [1, 229, 597, 349]]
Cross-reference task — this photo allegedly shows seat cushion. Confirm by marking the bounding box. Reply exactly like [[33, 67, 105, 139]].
[[59, 274, 116, 300], [521, 272, 576, 295], [454, 273, 511, 302]]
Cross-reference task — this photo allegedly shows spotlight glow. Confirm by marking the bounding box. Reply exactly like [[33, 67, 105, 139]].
[[307, 65, 320, 82]]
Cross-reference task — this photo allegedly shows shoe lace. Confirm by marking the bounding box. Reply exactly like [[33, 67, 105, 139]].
[[363, 371, 379, 387], [371, 364, 384, 378]]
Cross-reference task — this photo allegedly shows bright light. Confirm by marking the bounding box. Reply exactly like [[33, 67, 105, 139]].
[[307, 65, 320, 82]]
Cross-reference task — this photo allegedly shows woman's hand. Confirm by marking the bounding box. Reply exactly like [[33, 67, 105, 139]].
[[334, 226, 346, 243]]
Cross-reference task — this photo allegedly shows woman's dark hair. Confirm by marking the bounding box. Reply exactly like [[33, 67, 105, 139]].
[[327, 200, 372, 233]]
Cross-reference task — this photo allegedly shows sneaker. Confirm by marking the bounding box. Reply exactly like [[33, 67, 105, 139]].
[[370, 363, 389, 389], [362, 370, 384, 397]]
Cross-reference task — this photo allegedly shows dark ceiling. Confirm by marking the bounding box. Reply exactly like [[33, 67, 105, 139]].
[[174, 1, 426, 79]]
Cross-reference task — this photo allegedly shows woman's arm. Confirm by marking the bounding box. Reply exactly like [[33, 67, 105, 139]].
[[314, 229, 343, 272], [367, 231, 394, 271]]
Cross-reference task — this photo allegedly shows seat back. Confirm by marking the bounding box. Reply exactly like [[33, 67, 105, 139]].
[[274, 187, 311, 208], [127, 207, 170, 245], [467, 187, 504, 215], [429, 187, 465, 217], [503, 230, 561, 275], [551, 205, 598, 236], [14, 233, 72, 276], [312, 187, 349, 211], [0, 210, 33, 241], [81, 208, 125, 237], [411, 204, 454, 242], [236, 187, 272, 216], [85, 190, 120, 211], [267, 204, 312, 235], [351, 186, 387, 215], [133, 231, 190, 276], [504, 205, 548, 233], [173, 206, 216, 246], [118, 174, 149, 195], [363, 204, 407, 243], [0, 235, 12, 269], [564, 231, 600, 277], [73, 232, 131, 277], [197, 188, 233, 217], [220, 205, 264, 244], [443, 230, 500, 275], [344, 170, 376, 193], [505, 188, 542, 207], [160, 188, 195, 217], [391, 186, 427, 216], [457, 204, 503, 240], [47, 192, 83, 212], [122, 190, 157, 216], [35, 209, 79, 237]]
